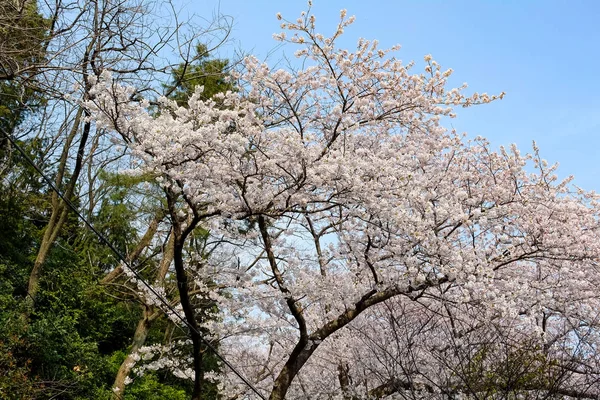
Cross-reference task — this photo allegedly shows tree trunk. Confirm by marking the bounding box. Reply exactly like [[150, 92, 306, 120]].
[[25, 204, 69, 309], [26, 115, 90, 312], [165, 189, 204, 400], [173, 235, 204, 400], [112, 306, 152, 399], [110, 233, 174, 397]]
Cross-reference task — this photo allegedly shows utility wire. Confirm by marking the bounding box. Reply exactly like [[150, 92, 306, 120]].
[[2, 130, 267, 400]]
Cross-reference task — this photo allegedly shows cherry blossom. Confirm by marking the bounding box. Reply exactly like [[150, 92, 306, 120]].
[[86, 7, 600, 399]]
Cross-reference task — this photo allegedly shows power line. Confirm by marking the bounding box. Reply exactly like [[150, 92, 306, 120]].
[[2, 130, 267, 400]]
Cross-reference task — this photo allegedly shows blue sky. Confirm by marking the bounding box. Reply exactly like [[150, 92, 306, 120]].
[[187, 0, 600, 192]]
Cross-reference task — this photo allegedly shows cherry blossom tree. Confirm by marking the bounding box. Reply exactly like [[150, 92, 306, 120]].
[[86, 6, 600, 399]]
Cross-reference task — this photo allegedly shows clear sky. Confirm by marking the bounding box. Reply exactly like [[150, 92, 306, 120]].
[[186, 0, 600, 192]]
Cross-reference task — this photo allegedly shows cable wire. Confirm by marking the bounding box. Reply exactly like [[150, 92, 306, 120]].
[[2, 130, 267, 400]]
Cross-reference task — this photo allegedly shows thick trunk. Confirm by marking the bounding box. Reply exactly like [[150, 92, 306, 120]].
[[111, 233, 174, 397], [268, 279, 451, 399], [25, 205, 68, 309], [258, 214, 312, 400], [112, 306, 152, 399], [165, 190, 204, 399], [173, 236, 204, 400], [269, 337, 322, 400]]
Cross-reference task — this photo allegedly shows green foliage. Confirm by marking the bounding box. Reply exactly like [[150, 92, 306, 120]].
[[11, 242, 133, 398], [0, 136, 52, 398], [0, 0, 48, 134], [122, 373, 190, 400], [0, 147, 139, 398], [0, 139, 50, 297], [92, 185, 139, 259], [0, 0, 48, 70], [165, 43, 234, 106], [78, 170, 161, 275], [0, 265, 37, 400]]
